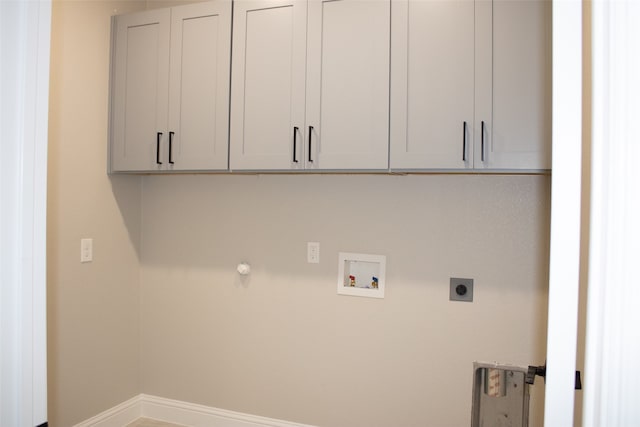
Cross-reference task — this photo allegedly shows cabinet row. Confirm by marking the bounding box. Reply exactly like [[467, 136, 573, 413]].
[[109, 0, 551, 173]]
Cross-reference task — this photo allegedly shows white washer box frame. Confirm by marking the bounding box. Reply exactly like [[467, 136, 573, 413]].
[[337, 252, 386, 299]]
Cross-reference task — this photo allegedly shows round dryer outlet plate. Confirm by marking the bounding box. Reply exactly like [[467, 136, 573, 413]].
[[450, 277, 474, 302]]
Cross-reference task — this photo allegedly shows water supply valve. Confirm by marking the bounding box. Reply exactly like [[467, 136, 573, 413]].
[[526, 362, 582, 390]]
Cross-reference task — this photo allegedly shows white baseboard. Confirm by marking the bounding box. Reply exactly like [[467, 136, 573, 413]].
[[73, 394, 316, 427], [72, 395, 141, 427]]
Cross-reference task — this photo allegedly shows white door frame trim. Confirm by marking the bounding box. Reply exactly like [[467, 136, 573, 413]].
[[544, 0, 583, 425], [0, 1, 51, 425], [583, 1, 640, 425]]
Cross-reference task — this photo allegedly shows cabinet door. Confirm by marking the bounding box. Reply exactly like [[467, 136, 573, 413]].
[[229, 0, 307, 170], [475, 0, 551, 170], [390, 0, 474, 170], [111, 9, 170, 172], [306, 0, 390, 170], [168, 1, 231, 171]]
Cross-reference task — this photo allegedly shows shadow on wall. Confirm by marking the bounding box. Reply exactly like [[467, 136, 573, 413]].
[[110, 174, 143, 258], [137, 174, 551, 276]]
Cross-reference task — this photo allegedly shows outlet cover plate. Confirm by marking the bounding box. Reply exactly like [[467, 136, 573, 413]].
[[307, 242, 320, 263], [80, 238, 93, 263], [450, 277, 473, 302]]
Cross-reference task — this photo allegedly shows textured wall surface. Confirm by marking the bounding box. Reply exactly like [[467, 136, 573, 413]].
[[140, 174, 551, 427]]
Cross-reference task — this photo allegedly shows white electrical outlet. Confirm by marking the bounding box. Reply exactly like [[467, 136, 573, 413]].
[[307, 242, 320, 263], [80, 238, 93, 263]]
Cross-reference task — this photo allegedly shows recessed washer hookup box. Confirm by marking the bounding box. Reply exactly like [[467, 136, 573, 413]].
[[337, 252, 386, 299]]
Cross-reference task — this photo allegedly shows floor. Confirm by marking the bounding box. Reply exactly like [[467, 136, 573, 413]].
[[126, 418, 187, 427]]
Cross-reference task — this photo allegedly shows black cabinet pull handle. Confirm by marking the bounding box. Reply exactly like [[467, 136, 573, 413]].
[[156, 132, 163, 165], [308, 126, 314, 163], [293, 127, 299, 163], [168, 131, 175, 164], [481, 121, 485, 162], [462, 121, 467, 161]]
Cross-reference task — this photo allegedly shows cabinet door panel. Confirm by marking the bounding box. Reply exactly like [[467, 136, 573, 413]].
[[169, 1, 231, 171], [111, 9, 170, 172], [390, 0, 474, 170], [230, 0, 307, 170], [476, 0, 551, 170], [306, 0, 390, 170]]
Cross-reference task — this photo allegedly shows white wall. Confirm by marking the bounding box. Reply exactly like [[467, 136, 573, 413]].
[[47, 1, 145, 425], [139, 174, 550, 427]]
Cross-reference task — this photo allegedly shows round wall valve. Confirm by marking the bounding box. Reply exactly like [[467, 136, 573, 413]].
[[450, 278, 474, 302], [237, 262, 251, 275]]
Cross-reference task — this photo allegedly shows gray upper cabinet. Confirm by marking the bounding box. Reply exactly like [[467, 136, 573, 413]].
[[110, 7, 169, 172], [109, 1, 231, 173], [229, 0, 390, 171], [109, 0, 550, 174], [305, 0, 390, 171], [476, 0, 551, 170], [228, 0, 308, 171], [390, 0, 551, 172], [390, 0, 475, 170]]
